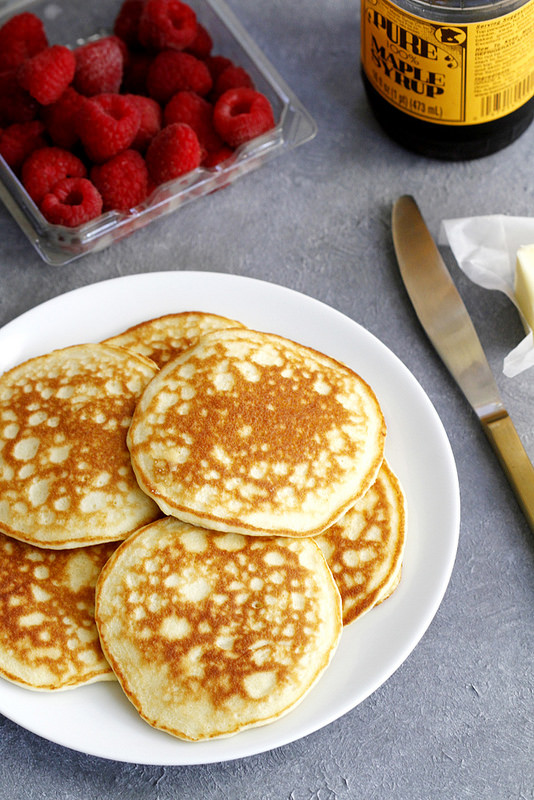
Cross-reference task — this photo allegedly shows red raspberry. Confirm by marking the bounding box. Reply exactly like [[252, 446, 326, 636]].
[[0, 120, 46, 172], [212, 64, 254, 100], [164, 90, 222, 152], [17, 45, 76, 106], [0, 13, 48, 71], [40, 87, 84, 149], [138, 0, 197, 52], [202, 145, 234, 168], [213, 88, 275, 148], [185, 24, 212, 59], [91, 149, 149, 211], [145, 122, 200, 184], [125, 94, 162, 151], [204, 55, 232, 82], [73, 36, 124, 96], [121, 52, 152, 94], [77, 93, 141, 163], [113, 0, 145, 49], [146, 50, 211, 104], [39, 177, 103, 227], [21, 146, 87, 205], [0, 69, 38, 124]]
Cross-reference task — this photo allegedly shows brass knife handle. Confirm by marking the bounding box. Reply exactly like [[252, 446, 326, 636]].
[[482, 413, 534, 532]]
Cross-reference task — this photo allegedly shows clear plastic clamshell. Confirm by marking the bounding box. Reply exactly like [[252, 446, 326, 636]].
[[0, 0, 317, 264]]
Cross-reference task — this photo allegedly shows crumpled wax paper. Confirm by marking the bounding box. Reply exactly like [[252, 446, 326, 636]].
[[439, 215, 534, 377]]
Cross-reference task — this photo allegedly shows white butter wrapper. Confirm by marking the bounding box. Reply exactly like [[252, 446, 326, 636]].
[[439, 215, 534, 377]]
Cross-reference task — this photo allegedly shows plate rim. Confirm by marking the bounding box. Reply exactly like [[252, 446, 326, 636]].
[[0, 271, 460, 765]]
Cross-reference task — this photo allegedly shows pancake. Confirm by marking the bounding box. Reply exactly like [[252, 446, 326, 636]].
[[0, 532, 116, 690], [95, 517, 342, 741], [0, 343, 161, 548], [103, 311, 245, 367], [315, 460, 405, 626], [127, 328, 386, 537]]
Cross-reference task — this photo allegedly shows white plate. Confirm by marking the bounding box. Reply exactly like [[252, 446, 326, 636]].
[[0, 271, 460, 765]]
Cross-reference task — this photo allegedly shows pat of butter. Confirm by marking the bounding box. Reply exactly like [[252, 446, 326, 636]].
[[514, 244, 534, 332]]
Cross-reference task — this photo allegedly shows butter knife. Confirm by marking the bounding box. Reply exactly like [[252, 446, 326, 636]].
[[392, 194, 534, 532]]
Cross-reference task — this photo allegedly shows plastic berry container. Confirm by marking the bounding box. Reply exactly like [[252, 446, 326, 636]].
[[0, 0, 317, 265]]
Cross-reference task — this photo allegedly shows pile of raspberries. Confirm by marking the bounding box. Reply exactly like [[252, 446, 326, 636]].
[[0, 0, 276, 227]]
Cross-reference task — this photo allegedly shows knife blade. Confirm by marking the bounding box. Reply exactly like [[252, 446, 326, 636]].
[[392, 194, 534, 532]]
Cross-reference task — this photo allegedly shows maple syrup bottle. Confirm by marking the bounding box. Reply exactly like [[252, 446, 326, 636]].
[[360, 0, 534, 159]]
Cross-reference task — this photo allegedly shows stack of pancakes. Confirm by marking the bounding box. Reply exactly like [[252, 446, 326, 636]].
[[0, 311, 405, 741]]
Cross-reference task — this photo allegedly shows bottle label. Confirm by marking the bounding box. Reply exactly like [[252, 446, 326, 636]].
[[361, 0, 534, 125]]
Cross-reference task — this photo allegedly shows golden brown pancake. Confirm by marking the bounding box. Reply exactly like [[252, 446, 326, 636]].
[[315, 460, 405, 625], [103, 311, 245, 367], [95, 517, 342, 740], [0, 532, 116, 690], [127, 328, 386, 537], [0, 343, 161, 548]]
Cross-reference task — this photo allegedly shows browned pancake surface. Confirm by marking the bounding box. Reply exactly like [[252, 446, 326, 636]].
[[128, 328, 386, 537], [0, 343, 160, 548], [0, 533, 116, 690], [104, 311, 245, 367], [316, 460, 405, 625], [96, 517, 342, 740]]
